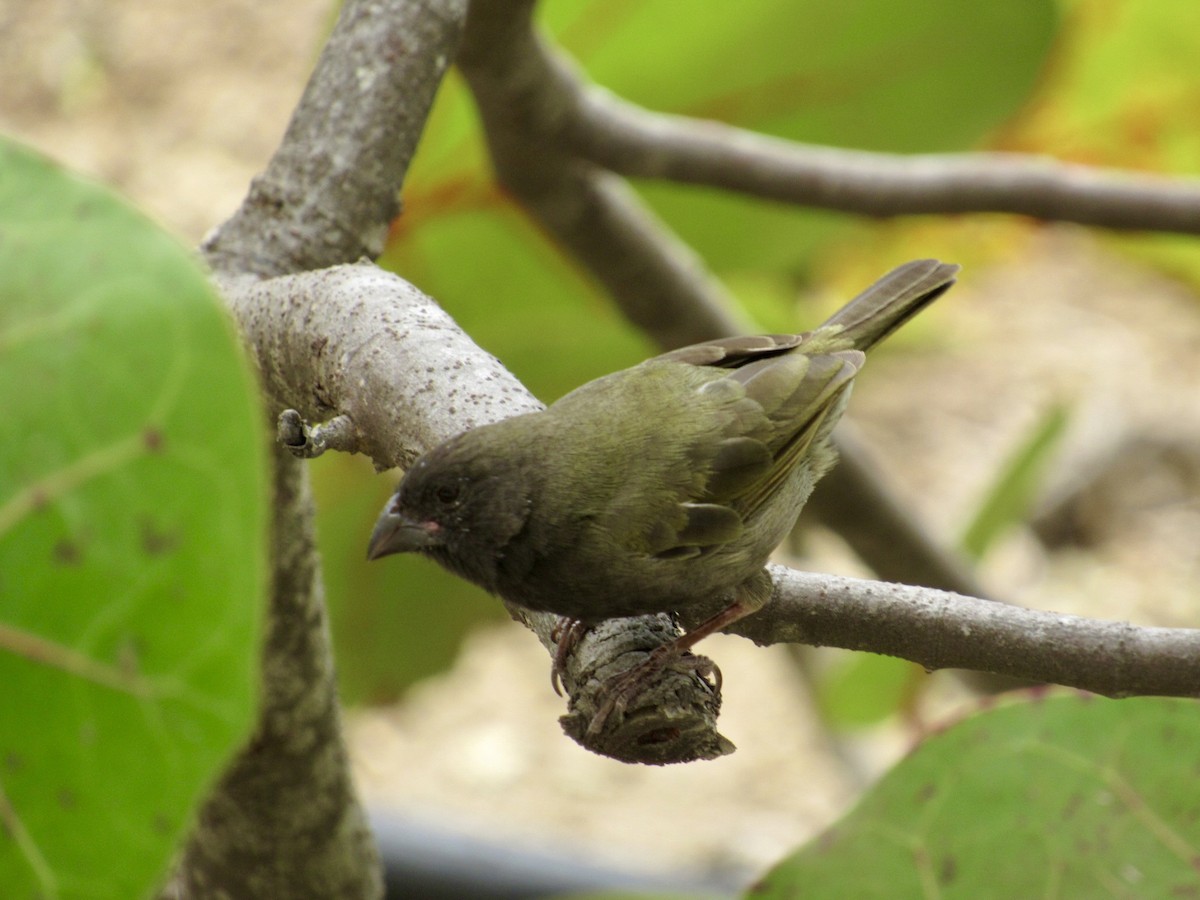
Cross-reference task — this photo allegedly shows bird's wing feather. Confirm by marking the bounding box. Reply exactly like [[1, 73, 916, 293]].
[[725, 349, 862, 518], [606, 345, 863, 559], [815, 259, 959, 352], [651, 333, 805, 368]]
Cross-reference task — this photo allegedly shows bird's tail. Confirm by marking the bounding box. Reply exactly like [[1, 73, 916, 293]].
[[818, 259, 960, 353]]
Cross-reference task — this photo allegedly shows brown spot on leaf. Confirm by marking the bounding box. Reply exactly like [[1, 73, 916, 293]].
[[1062, 792, 1083, 820], [939, 855, 958, 885], [116, 636, 142, 679], [140, 518, 180, 556], [143, 428, 165, 452], [53, 539, 82, 565]]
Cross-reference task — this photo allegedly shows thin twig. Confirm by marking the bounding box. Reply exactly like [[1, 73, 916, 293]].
[[744, 567, 1200, 698], [570, 96, 1200, 233]]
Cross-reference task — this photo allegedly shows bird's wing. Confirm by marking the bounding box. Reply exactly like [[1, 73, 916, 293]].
[[602, 343, 862, 560], [691, 346, 862, 520], [616, 259, 957, 557], [723, 348, 862, 518]]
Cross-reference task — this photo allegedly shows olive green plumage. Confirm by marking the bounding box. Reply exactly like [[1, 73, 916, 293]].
[[368, 259, 959, 627]]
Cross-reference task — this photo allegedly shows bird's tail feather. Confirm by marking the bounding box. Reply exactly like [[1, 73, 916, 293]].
[[819, 259, 960, 352]]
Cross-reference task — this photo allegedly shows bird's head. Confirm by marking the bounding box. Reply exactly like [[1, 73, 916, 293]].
[[366, 425, 534, 591]]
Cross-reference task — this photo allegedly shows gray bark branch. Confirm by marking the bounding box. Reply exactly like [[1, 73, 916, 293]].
[[749, 567, 1200, 698], [573, 101, 1200, 234], [202, 0, 467, 277], [165, 454, 383, 898]]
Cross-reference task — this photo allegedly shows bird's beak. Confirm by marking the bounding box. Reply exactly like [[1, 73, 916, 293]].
[[366, 501, 442, 561]]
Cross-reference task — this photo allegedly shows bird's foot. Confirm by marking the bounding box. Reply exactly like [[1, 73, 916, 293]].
[[583, 593, 764, 734], [587, 645, 721, 736], [550, 617, 592, 697]]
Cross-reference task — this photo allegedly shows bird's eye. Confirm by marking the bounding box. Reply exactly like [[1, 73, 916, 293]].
[[435, 483, 461, 505]]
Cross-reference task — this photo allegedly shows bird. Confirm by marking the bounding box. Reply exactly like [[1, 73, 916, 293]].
[[368, 259, 959, 727]]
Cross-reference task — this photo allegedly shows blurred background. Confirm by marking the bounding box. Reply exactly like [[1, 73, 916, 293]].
[[5, 0, 1199, 887]]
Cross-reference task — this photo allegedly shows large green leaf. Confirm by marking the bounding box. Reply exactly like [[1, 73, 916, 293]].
[[757, 694, 1200, 898], [0, 141, 267, 897], [1004, 0, 1200, 283], [545, 0, 1054, 151], [544, 0, 1060, 272]]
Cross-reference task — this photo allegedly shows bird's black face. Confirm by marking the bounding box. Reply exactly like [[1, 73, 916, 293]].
[[367, 432, 533, 592]]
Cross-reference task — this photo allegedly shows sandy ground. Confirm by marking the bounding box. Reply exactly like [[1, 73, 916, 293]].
[[7, 0, 1199, 887]]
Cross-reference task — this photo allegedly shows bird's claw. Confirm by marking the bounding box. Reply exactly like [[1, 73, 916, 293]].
[[550, 617, 590, 697], [587, 649, 721, 735]]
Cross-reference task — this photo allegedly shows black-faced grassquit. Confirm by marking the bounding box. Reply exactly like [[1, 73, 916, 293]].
[[369, 259, 959, 722]]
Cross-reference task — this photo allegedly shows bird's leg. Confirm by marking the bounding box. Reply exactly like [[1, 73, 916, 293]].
[[587, 578, 770, 735], [550, 617, 592, 697]]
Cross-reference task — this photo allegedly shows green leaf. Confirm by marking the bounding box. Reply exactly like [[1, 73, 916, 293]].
[[0, 140, 267, 898], [542, 0, 1060, 273], [757, 694, 1200, 898], [817, 652, 920, 727], [959, 402, 1070, 560], [1005, 0, 1200, 286]]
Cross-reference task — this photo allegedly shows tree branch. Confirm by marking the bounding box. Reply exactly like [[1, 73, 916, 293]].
[[745, 567, 1200, 698], [166, 453, 383, 897], [569, 95, 1200, 234], [203, 0, 468, 276], [219, 263, 542, 469]]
